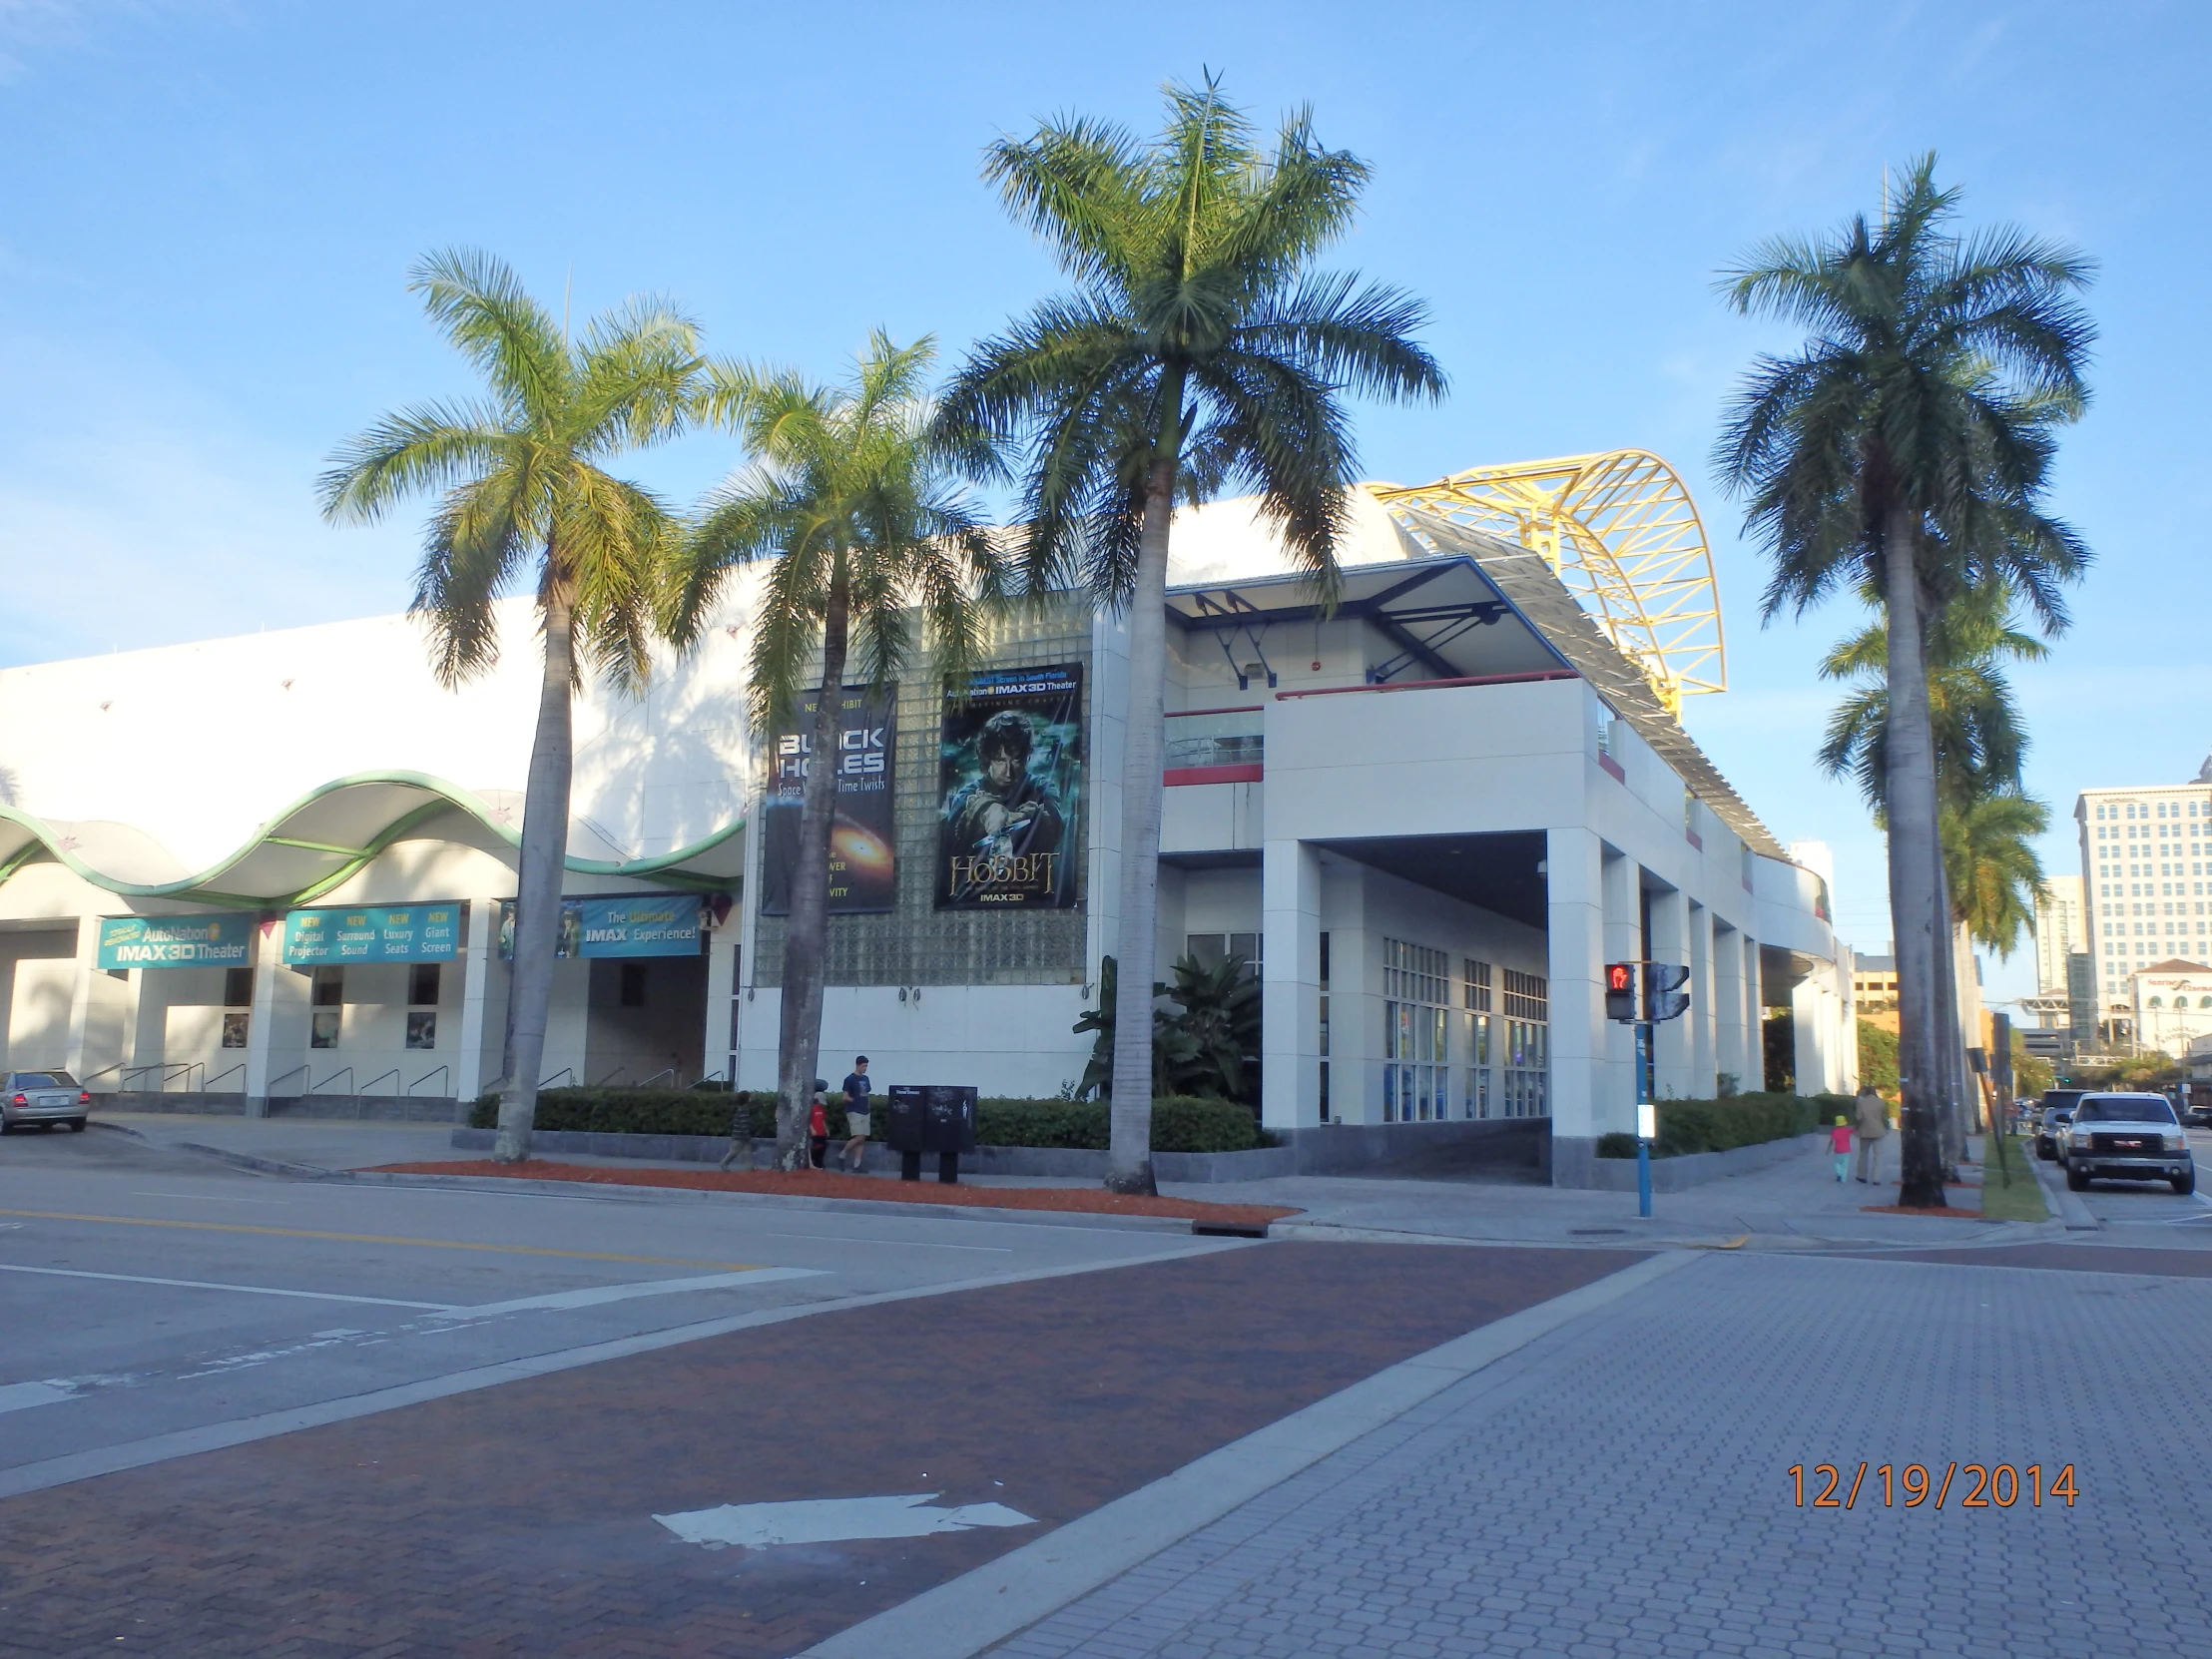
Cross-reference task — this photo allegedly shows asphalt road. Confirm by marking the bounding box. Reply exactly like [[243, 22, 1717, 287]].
[[0, 1124, 1226, 1491]]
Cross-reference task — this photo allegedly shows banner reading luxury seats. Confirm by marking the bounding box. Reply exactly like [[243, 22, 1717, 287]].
[[760, 684, 896, 916], [936, 664, 1083, 909], [97, 914, 254, 969], [283, 903, 462, 965]]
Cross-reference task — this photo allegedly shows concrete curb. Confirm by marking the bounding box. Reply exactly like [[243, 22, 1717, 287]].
[[803, 1249, 1705, 1659], [2025, 1146, 2101, 1231]]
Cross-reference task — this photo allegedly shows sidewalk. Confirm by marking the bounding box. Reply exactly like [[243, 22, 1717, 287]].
[[96, 1113, 2052, 1252]]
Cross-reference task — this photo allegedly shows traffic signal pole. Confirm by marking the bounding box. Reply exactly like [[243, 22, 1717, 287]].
[[1608, 961, 1688, 1222]]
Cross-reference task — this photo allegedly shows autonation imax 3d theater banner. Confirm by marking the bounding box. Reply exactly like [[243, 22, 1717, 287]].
[[96, 914, 255, 969], [496, 895, 705, 959], [283, 904, 463, 966]]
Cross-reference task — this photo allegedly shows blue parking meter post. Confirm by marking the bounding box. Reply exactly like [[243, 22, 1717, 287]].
[[1635, 1100, 1656, 1219]]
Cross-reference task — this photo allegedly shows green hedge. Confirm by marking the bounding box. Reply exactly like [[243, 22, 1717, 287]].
[[470, 1088, 1267, 1154], [1595, 1091, 1853, 1159]]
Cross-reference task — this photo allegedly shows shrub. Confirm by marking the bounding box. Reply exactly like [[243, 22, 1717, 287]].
[[1595, 1092, 1838, 1158], [470, 1089, 1268, 1153]]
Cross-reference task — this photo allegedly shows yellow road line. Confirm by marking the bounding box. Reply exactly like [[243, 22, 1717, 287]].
[[0, 1208, 761, 1271]]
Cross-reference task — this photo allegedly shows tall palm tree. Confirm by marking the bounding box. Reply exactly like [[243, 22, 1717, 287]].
[[936, 76, 1444, 1192], [1715, 158, 2093, 1207], [674, 332, 1000, 1170], [1943, 792, 2049, 958], [320, 251, 704, 1163]]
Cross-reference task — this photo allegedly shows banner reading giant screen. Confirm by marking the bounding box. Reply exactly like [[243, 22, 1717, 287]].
[[496, 895, 706, 959], [283, 903, 463, 965], [760, 684, 895, 916], [936, 663, 1083, 909], [97, 915, 254, 969]]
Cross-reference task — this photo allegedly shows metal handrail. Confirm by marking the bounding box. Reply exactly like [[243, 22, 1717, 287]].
[[360, 1068, 400, 1097], [120, 1064, 166, 1089], [163, 1062, 203, 1093], [268, 1064, 309, 1096], [407, 1065, 450, 1097], [539, 1067, 575, 1089], [637, 1067, 676, 1089], [310, 1066, 353, 1097], [80, 1061, 125, 1082], [205, 1064, 245, 1093], [591, 1065, 628, 1086]]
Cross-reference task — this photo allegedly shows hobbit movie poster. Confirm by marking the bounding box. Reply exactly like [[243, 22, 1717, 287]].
[[760, 685, 896, 916], [936, 664, 1083, 909]]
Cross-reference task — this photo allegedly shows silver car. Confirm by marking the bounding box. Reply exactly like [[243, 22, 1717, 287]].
[[1, 1070, 90, 1133]]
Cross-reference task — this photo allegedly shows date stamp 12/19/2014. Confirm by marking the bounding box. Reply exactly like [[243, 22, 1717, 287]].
[[1790, 1462, 2077, 1510]]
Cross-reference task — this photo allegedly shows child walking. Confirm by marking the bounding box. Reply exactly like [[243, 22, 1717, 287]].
[[1827, 1115, 1853, 1182]]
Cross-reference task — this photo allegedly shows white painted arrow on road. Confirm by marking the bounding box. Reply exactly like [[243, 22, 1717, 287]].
[[654, 1493, 1036, 1549]]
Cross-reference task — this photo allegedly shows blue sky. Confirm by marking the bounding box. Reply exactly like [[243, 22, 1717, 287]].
[[1, 0, 2204, 1008]]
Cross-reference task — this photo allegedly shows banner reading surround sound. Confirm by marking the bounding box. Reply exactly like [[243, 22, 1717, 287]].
[[936, 663, 1083, 909], [760, 684, 895, 916]]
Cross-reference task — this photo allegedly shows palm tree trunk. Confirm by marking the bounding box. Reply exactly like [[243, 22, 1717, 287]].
[[1106, 374, 1186, 1195], [496, 576, 577, 1164], [776, 572, 849, 1172], [1881, 512, 1947, 1209]]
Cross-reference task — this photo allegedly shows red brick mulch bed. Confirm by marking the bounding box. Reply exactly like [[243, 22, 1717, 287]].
[[367, 1159, 1299, 1226]]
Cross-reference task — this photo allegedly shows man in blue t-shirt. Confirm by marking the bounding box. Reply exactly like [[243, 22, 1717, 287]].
[[838, 1056, 873, 1172]]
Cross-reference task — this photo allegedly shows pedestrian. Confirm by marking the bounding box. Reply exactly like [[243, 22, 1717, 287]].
[[1854, 1082, 1891, 1183], [718, 1089, 755, 1172], [839, 1055, 872, 1173], [808, 1079, 830, 1170], [1827, 1115, 1853, 1182]]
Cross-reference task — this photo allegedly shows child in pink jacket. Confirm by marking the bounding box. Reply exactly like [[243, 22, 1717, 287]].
[[1827, 1116, 1854, 1182]]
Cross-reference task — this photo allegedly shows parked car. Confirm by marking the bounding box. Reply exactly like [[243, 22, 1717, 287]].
[[2035, 1089, 2085, 1160], [2184, 1102, 2212, 1129], [2061, 1093, 2195, 1195], [1, 1070, 90, 1133]]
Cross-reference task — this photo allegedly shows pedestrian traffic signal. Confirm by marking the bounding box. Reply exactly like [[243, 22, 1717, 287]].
[[1645, 963, 1690, 1023], [1605, 962, 1639, 1022]]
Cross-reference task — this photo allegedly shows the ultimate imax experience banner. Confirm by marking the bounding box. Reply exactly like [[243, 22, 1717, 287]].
[[760, 684, 896, 916], [936, 663, 1083, 909]]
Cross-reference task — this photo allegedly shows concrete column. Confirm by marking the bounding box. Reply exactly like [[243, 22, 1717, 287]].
[[451, 898, 496, 1104], [1547, 826, 1607, 1185], [1601, 847, 1640, 1115], [1689, 901, 1716, 1096], [1744, 937, 1766, 1088], [1713, 924, 1748, 1090], [63, 913, 129, 1092], [1793, 974, 1836, 1094], [1260, 838, 1322, 1131], [703, 908, 740, 1084], [243, 917, 284, 1116], [1646, 884, 1691, 1099]]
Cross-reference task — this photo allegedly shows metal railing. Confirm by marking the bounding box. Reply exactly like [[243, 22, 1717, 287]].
[[360, 1069, 399, 1097], [309, 1066, 353, 1097], [636, 1067, 677, 1089], [539, 1067, 575, 1089], [164, 1063, 204, 1094], [407, 1065, 450, 1098], [205, 1065, 245, 1093], [591, 1065, 629, 1086], [268, 1064, 309, 1096], [1164, 706, 1264, 772]]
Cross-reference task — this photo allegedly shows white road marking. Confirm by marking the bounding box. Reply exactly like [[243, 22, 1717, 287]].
[[0, 1381, 79, 1415], [0, 1262, 454, 1310], [763, 1231, 1012, 1253], [654, 1493, 1036, 1549], [433, 1266, 824, 1319]]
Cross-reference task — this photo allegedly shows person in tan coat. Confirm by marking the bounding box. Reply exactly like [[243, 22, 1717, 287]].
[[1854, 1083, 1892, 1183]]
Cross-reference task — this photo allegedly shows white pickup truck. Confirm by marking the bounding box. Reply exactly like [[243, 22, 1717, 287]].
[[2061, 1093, 2196, 1195]]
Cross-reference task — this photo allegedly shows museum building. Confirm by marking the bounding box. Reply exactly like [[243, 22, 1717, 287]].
[[0, 450, 1855, 1185]]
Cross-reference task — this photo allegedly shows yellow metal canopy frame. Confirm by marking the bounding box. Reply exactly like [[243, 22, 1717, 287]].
[[1371, 450, 1726, 714]]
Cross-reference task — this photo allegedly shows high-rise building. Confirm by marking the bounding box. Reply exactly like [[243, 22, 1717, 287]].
[[2075, 762, 2212, 1040], [2031, 874, 2084, 994]]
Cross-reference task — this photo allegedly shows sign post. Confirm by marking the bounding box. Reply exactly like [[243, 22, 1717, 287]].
[[1608, 961, 1689, 1219], [1636, 1100, 1657, 1219]]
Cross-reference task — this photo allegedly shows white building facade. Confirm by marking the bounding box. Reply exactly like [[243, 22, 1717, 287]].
[[0, 486, 1851, 1184], [2076, 779, 2212, 1041]]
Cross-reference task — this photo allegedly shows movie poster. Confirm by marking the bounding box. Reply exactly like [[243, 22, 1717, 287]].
[[936, 663, 1083, 909], [760, 685, 896, 916]]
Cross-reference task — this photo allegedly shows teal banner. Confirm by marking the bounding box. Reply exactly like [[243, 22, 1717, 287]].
[[497, 895, 704, 960], [97, 914, 254, 970], [284, 903, 462, 966]]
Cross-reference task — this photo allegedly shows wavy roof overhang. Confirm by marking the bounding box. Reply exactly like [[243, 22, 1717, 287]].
[[0, 771, 745, 910]]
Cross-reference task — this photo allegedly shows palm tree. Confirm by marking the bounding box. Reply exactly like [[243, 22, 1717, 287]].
[[936, 76, 1444, 1192], [673, 332, 1000, 1170], [1944, 792, 2049, 958], [320, 251, 704, 1163], [1714, 158, 2093, 1208]]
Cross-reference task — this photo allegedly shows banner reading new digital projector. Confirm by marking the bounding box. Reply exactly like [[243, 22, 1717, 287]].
[[936, 663, 1083, 909], [283, 903, 462, 965], [496, 895, 705, 959], [97, 914, 254, 969], [759, 684, 895, 916]]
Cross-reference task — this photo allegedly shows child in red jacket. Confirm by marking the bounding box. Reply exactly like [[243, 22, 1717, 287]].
[[1827, 1115, 1853, 1182]]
